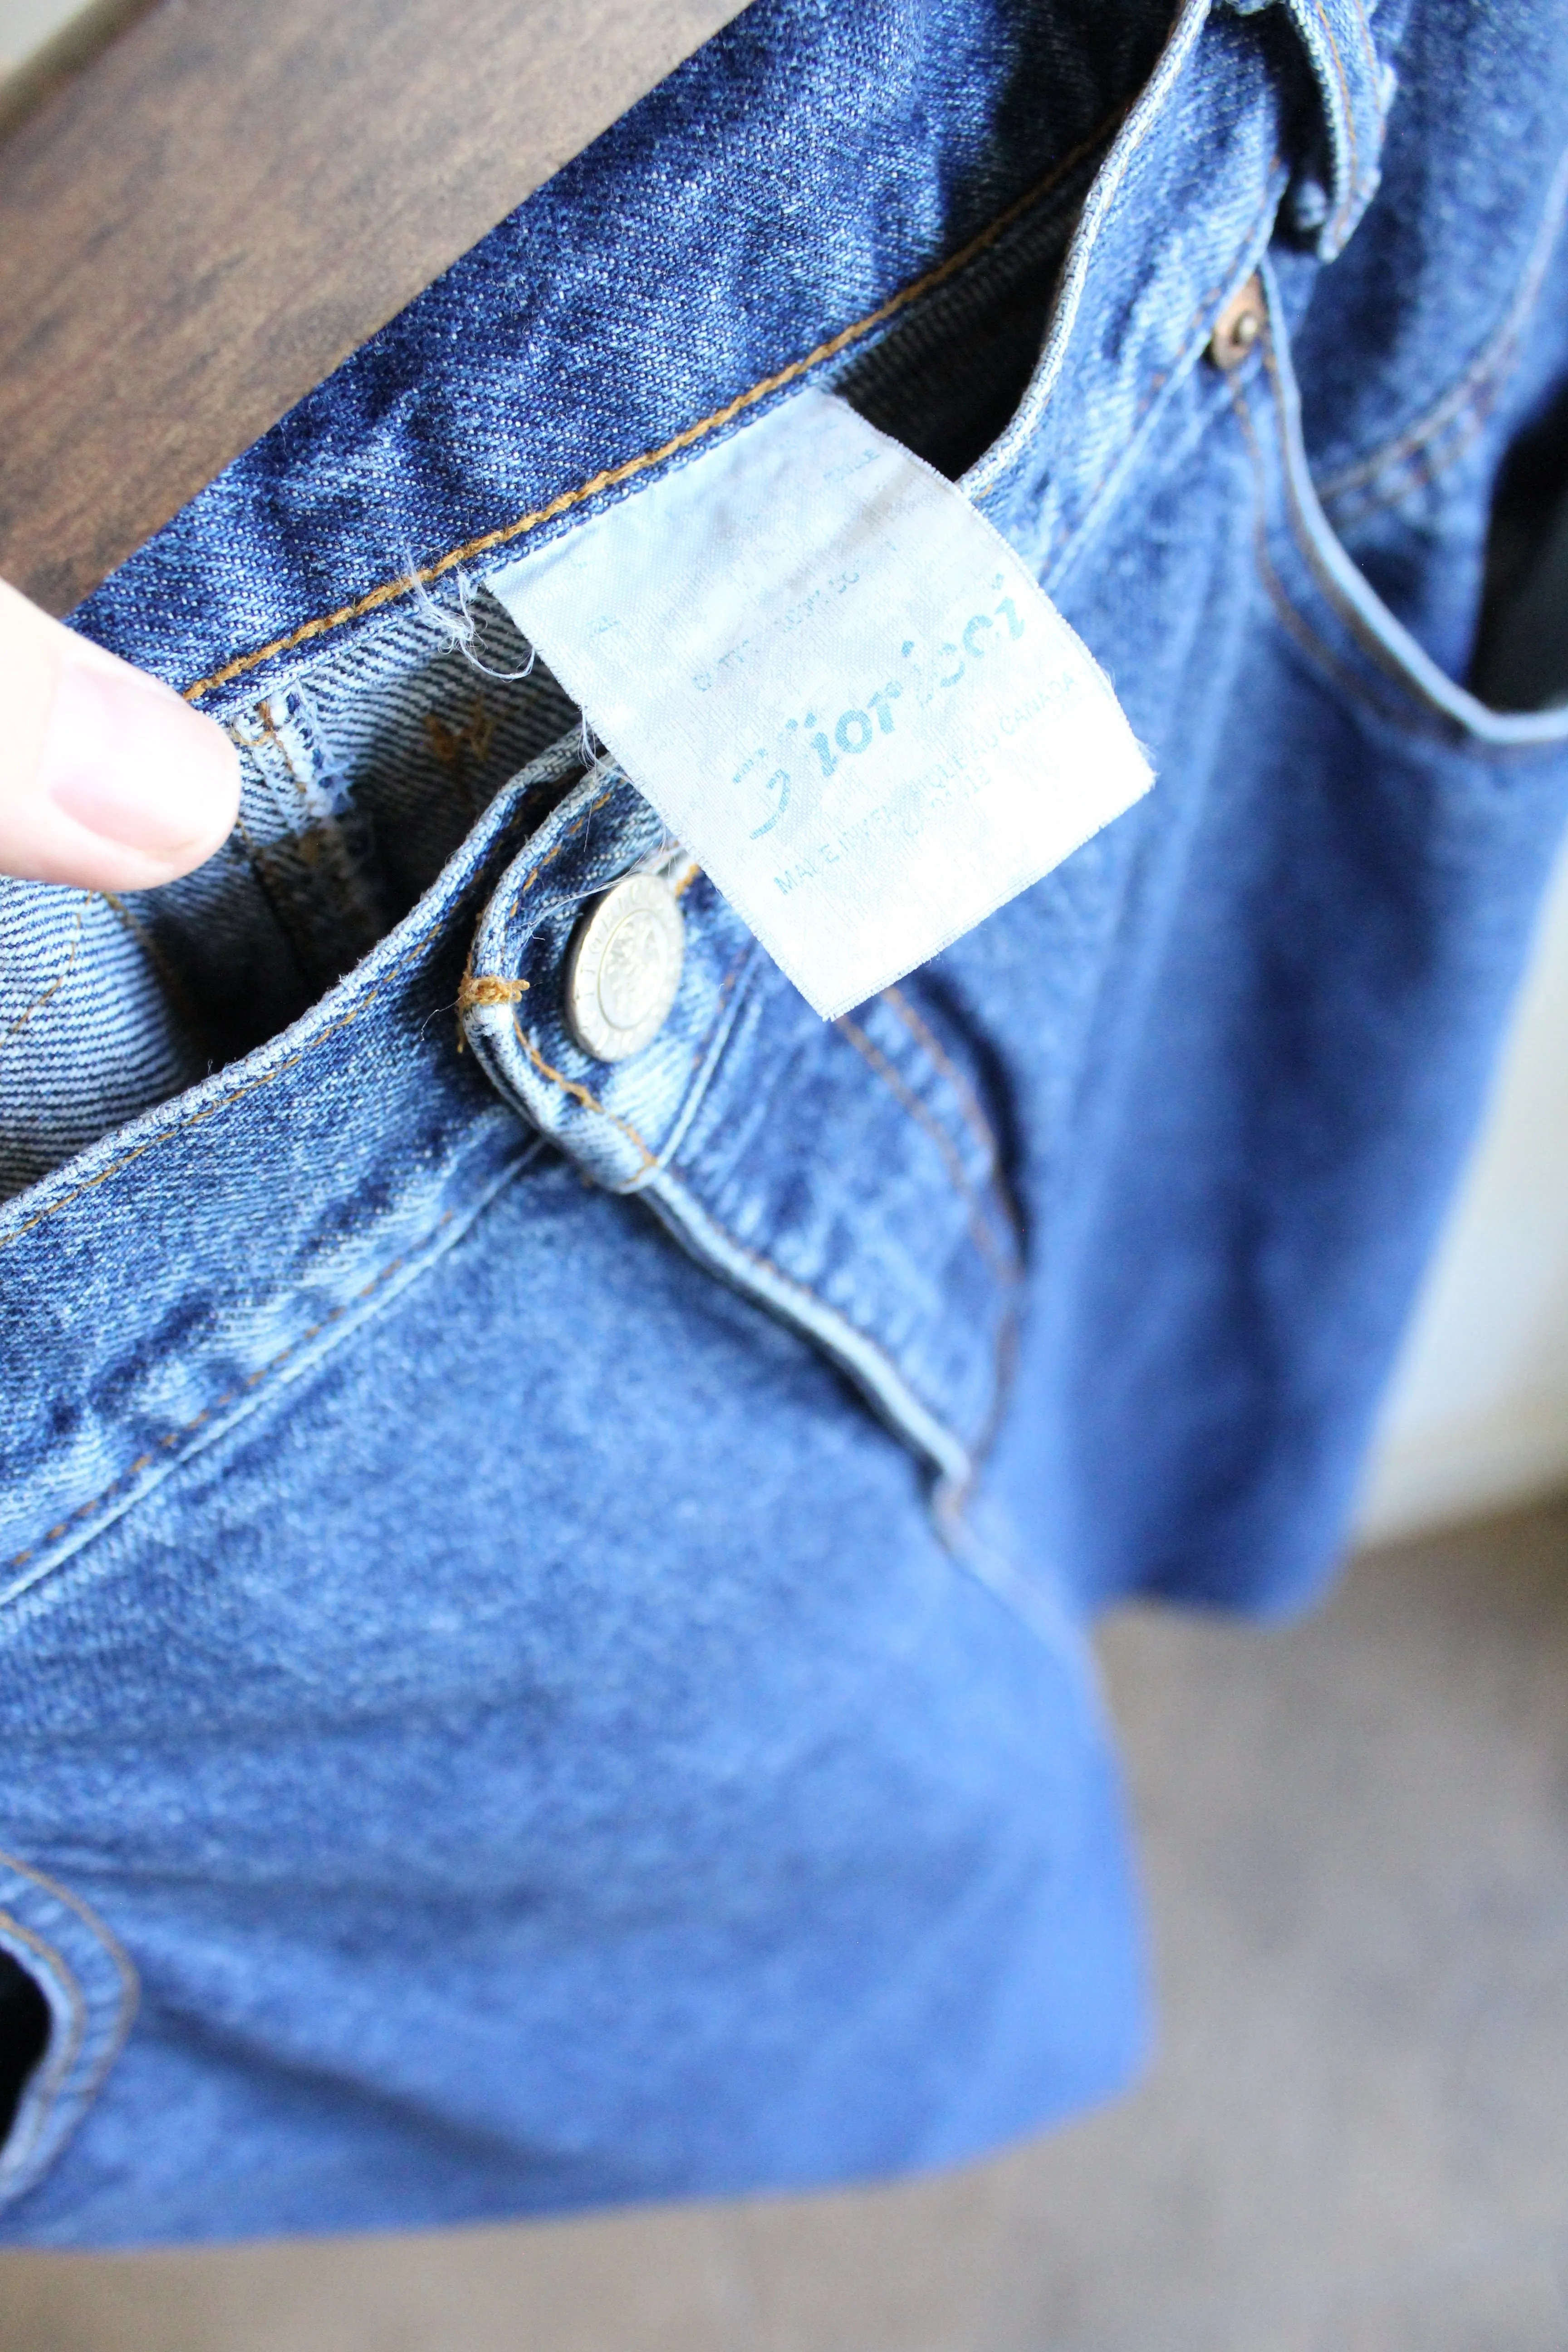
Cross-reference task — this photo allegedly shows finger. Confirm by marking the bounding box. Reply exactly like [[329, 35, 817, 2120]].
[[0, 577, 240, 892]]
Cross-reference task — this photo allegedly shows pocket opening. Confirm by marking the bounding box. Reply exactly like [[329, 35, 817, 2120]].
[[1470, 377, 1568, 715], [0, 1948, 49, 2154], [1245, 260, 1568, 751]]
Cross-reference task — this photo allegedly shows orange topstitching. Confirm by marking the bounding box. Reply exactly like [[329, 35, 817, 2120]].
[[5, 1220, 454, 1577], [177, 113, 1124, 707]]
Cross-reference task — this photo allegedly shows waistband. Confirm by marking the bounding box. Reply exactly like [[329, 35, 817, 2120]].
[[66, 0, 1393, 709], [4, 0, 1393, 1577]]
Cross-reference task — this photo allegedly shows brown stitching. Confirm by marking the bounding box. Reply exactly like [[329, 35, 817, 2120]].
[[425, 700, 497, 819], [686, 936, 750, 1084], [509, 941, 975, 1465], [1345, 0, 1381, 91], [0, 916, 443, 1263], [0, 1852, 140, 2174], [1308, 0, 1360, 247], [509, 1013, 655, 1168], [236, 701, 311, 809], [509, 785, 617, 914], [0, 1853, 138, 2068], [0, 1908, 88, 2170], [682, 1196, 960, 1464], [880, 984, 1004, 1178], [1257, 324, 1488, 718], [835, 1014, 1018, 1287], [1047, 159, 1282, 568], [1324, 382, 1503, 532], [644, 1127, 965, 1463], [457, 974, 528, 1013], [935, 1295, 1022, 1522], [1321, 367, 1504, 515], [1226, 352, 1435, 733], [97, 890, 205, 1039], [425, 701, 496, 771], [510, 944, 970, 1466], [1317, 152, 1568, 521], [670, 859, 702, 900], [177, 113, 1125, 707], [5, 1220, 453, 1574], [3, 894, 90, 1044]]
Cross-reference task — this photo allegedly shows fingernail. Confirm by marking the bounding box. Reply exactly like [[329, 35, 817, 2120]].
[[45, 657, 239, 857]]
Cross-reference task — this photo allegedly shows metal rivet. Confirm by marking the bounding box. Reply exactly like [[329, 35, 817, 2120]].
[[564, 872, 686, 1063], [1209, 276, 1266, 371]]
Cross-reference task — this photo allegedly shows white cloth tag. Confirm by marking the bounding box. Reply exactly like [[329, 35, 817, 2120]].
[[486, 390, 1152, 1019]]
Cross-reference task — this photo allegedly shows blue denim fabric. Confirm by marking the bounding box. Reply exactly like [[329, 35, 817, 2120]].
[[2, 0, 1568, 2246]]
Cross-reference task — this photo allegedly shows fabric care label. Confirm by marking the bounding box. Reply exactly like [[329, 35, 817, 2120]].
[[486, 390, 1152, 1020]]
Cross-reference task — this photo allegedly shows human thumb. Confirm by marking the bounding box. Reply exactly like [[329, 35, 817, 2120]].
[[0, 576, 240, 892]]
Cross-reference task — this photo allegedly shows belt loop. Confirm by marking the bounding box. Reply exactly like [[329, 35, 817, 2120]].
[[1284, 0, 1394, 256], [1227, 0, 1394, 260]]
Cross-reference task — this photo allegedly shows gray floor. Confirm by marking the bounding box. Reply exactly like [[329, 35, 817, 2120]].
[[3, 1497, 1567, 2352]]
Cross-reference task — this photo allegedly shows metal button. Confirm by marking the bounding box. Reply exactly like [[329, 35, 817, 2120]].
[[1209, 275, 1266, 371], [564, 871, 686, 1062]]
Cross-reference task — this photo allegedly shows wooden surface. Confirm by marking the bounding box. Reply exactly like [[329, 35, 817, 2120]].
[[0, 0, 746, 614]]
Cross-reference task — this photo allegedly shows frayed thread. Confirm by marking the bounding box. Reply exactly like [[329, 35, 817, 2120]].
[[457, 974, 529, 1014], [402, 560, 539, 684]]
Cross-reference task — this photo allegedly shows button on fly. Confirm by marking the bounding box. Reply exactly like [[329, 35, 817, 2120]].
[[564, 871, 686, 1061]]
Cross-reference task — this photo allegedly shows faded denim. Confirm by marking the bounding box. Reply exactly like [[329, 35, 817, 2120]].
[[2, 0, 1567, 2245]]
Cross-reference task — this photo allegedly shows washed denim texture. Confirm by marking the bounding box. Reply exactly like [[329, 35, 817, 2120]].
[[2, 0, 1568, 2245]]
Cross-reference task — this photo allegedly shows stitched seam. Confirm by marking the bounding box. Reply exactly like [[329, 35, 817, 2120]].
[[2, 895, 90, 1044], [509, 1014, 656, 1169], [1323, 377, 1503, 529], [509, 785, 617, 914], [506, 921, 752, 1186], [937, 1296, 1022, 1519], [661, 1171, 961, 1460], [5, 1219, 454, 1574], [879, 985, 1001, 1170], [0, 1853, 139, 2182], [0, 1852, 139, 2029], [176, 113, 1127, 706], [235, 704, 310, 808], [1048, 163, 1281, 569], [1230, 293, 1566, 745], [1228, 356, 1444, 734], [0, 918, 445, 1263], [1346, 0, 1380, 93], [98, 888, 204, 1038], [1308, 0, 1359, 246], [1316, 143, 1568, 508], [0, 1853, 138, 2128], [644, 935, 755, 1182], [879, 983, 1026, 1261], [513, 964, 966, 1457], [0, 1908, 85, 2177], [234, 697, 378, 949], [1321, 366, 1504, 511], [1259, 324, 1490, 719], [835, 1015, 1019, 1287]]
